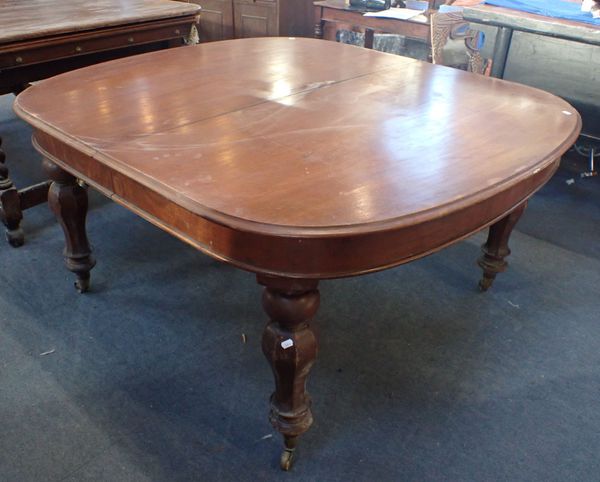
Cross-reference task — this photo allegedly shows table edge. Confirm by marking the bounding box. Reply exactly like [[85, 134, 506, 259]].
[[14, 96, 582, 239]]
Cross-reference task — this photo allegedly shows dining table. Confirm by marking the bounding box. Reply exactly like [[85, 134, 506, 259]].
[[13, 37, 581, 470]]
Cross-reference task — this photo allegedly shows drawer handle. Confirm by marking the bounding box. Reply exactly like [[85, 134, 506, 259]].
[[75, 46, 83, 53], [175, 29, 181, 35], [15, 56, 23, 63], [128, 37, 134, 43]]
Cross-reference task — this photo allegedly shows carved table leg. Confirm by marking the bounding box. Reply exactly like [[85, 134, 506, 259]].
[[259, 275, 320, 471], [43, 158, 96, 293], [0, 136, 24, 247], [478, 201, 527, 291]]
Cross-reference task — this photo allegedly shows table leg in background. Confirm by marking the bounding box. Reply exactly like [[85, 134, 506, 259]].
[[259, 275, 320, 471], [0, 135, 24, 247]]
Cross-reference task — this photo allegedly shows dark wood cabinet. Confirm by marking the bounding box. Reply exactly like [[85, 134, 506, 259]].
[[194, 0, 234, 42], [184, 0, 313, 41], [233, 0, 278, 38]]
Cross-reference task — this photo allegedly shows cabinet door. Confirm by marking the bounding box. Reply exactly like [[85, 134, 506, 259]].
[[189, 0, 234, 41], [233, 1, 278, 38]]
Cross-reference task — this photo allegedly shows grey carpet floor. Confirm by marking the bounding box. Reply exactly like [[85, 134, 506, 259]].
[[1, 93, 599, 482]]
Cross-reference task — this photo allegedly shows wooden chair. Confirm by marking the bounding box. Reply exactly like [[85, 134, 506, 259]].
[[430, 1, 489, 74]]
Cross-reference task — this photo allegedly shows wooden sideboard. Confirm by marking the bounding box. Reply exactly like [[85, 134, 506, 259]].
[[182, 0, 313, 41]]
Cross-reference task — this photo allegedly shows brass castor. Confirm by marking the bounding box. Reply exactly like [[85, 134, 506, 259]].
[[6, 227, 24, 248], [74, 275, 90, 294], [478, 279, 491, 292], [478, 274, 495, 292], [280, 448, 295, 471], [279, 435, 298, 471]]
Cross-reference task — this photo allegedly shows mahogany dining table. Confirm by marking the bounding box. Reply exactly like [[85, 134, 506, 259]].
[[0, 0, 200, 247], [13, 38, 581, 470]]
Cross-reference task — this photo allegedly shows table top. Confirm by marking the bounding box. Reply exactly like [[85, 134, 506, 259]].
[[463, 4, 600, 45], [14, 38, 581, 276], [0, 0, 200, 45]]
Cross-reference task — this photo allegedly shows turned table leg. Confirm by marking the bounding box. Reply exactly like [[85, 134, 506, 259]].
[[0, 135, 24, 247], [43, 159, 95, 293], [259, 275, 320, 471], [478, 201, 527, 291]]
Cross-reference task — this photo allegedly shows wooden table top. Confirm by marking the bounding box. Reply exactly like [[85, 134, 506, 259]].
[[14, 38, 581, 277], [0, 0, 200, 44], [463, 4, 600, 46], [15, 37, 579, 231]]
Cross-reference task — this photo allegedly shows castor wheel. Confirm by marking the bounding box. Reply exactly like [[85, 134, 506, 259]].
[[280, 448, 295, 471], [74, 276, 90, 294], [6, 227, 24, 248], [478, 275, 494, 292]]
